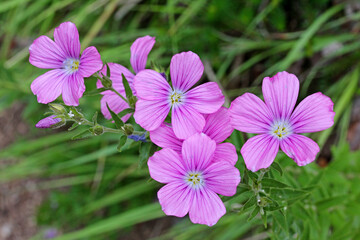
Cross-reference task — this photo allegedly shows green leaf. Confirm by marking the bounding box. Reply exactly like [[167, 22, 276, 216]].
[[261, 211, 267, 228], [139, 142, 152, 168], [315, 195, 347, 211], [117, 135, 127, 152], [272, 210, 288, 235], [71, 129, 91, 140], [92, 111, 98, 124], [247, 206, 259, 221], [240, 196, 257, 213], [261, 178, 290, 188], [106, 103, 124, 128], [118, 108, 134, 118], [83, 87, 106, 96], [271, 162, 283, 176], [122, 73, 133, 100], [68, 122, 80, 131]]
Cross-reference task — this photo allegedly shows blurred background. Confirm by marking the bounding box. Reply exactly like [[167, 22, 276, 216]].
[[1, 0, 360, 239]]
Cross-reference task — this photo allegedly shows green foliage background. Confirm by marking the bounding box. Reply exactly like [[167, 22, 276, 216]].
[[1, 0, 360, 239]]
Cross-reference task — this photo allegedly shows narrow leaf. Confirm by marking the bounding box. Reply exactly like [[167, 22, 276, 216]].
[[106, 103, 124, 128], [117, 135, 127, 152], [122, 73, 133, 99]]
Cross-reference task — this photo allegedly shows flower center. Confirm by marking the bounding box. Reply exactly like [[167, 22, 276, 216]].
[[185, 172, 204, 189], [271, 121, 292, 139], [170, 91, 184, 106], [63, 58, 80, 74]]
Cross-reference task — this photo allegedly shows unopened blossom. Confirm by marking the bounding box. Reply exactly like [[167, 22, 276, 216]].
[[97, 36, 155, 121], [229, 71, 335, 172], [134, 51, 225, 139], [35, 115, 61, 128], [150, 107, 237, 165], [29, 22, 102, 106], [148, 133, 240, 226]]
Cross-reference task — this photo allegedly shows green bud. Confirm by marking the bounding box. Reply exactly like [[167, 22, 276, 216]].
[[122, 123, 134, 135], [257, 197, 268, 208], [49, 103, 66, 114], [128, 96, 137, 108], [100, 75, 112, 88], [91, 125, 104, 136]]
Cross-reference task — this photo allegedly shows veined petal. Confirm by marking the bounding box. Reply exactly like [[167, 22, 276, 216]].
[[213, 142, 238, 166], [280, 134, 320, 166], [149, 123, 183, 153], [108, 63, 135, 91], [61, 73, 85, 106], [186, 82, 225, 114], [134, 70, 171, 101], [204, 162, 240, 196], [170, 51, 204, 92], [241, 134, 279, 172], [290, 92, 335, 133], [158, 181, 193, 217], [262, 71, 299, 120], [130, 35, 156, 74], [79, 46, 103, 77], [181, 133, 216, 171], [134, 99, 170, 131], [172, 104, 205, 140], [29, 36, 66, 69], [100, 93, 131, 122], [54, 22, 80, 59], [189, 188, 226, 226], [30, 69, 67, 104], [229, 93, 273, 134], [203, 107, 233, 143], [148, 148, 186, 183]]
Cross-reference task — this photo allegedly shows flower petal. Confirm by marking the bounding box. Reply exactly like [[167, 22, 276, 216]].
[[280, 134, 320, 166], [100, 93, 131, 122], [35, 115, 61, 128], [229, 93, 273, 134], [241, 134, 279, 172], [130, 35, 156, 74], [204, 162, 240, 196], [148, 148, 186, 183], [172, 104, 205, 140], [79, 46, 103, 78], [186, 82, 224, 114], [149, 123, 183, 153], [54, 22, 80, 59], [213, 142, 238, 166], [203, 107, 233, 143], [29, 36, 66, 69], [108, 63, 135, 91], [290, 92, 335, 133], [189, 188, 226, 226], [158, 181, 193, 217], [134, 99, 170, 131], [262, 71, 299, 120], [134, 70, 171, 101], [30, 69, 67, 104], [181, 133, 216, 171], [61, 73, 85, 106], [170, 51, 204, 92]]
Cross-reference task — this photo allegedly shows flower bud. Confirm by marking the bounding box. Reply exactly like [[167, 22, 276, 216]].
[[100, 75, 112, 89], [123, 124, 134, 135], [49, 103, 66, 114], [36, 115, 65, 129], [91, 125, 104, 136]]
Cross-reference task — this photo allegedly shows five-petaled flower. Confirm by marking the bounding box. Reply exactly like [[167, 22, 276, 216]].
[[150, 107, 237, 165], [133, 51, 225, 139], [148, 133, 240, 226], [97, 36, 156, 121], [29, 22, 103, 106], [229, 71, 335, 172]]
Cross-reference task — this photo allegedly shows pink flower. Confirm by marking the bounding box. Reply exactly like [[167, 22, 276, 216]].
[[134, 51, 225, 139], [96, 36, 155, 121], [29, 22, 102, 106], [35, 115, 61, 128], [150, 107, 237, 165], [229, 71, 335, 172], [148, 133, 240, 226]]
